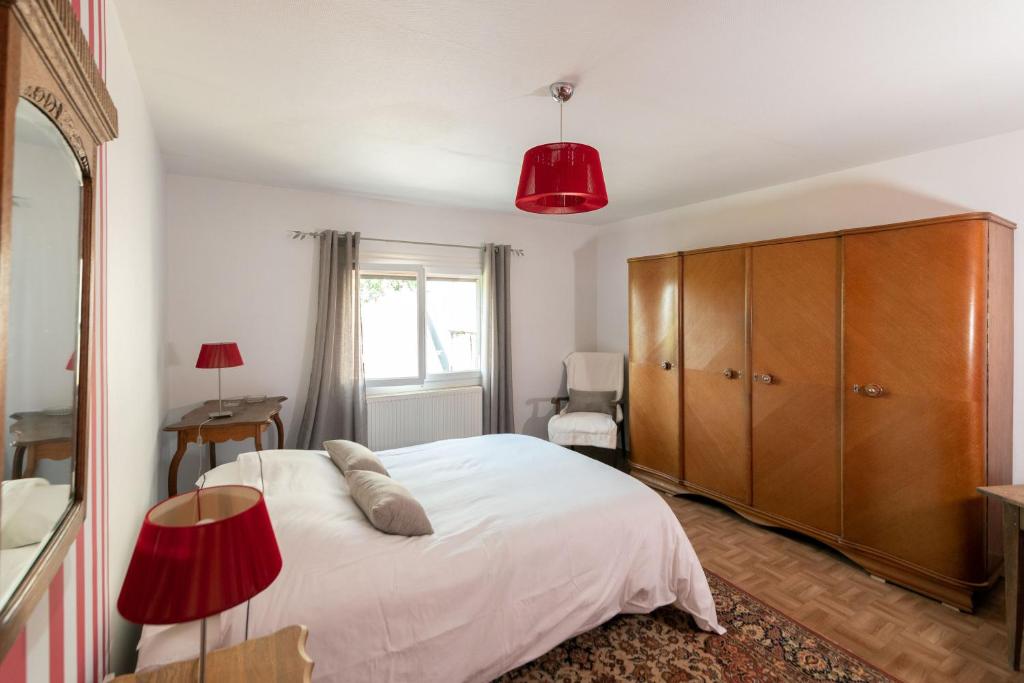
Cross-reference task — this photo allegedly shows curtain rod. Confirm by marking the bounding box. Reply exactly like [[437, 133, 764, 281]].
[[288, 230, 524, 256]]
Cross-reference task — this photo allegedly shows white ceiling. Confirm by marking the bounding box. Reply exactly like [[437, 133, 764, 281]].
[[116, 0, 1024, 224]]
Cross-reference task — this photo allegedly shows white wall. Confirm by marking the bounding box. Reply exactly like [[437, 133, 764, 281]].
[[163, 175, 592, 494], [584, 127, 1024, 481], [105, 1, 166, 673]]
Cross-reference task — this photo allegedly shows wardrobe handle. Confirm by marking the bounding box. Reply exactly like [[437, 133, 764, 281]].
[[754, 373, 774, 385], [852, 383, 884, 398], [722, 368, 737, 379], [660, 361, 673, 370]]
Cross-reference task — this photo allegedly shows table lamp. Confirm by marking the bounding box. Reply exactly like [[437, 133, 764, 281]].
[[117, 485, 282, 683], [195, 342, 244, 418]]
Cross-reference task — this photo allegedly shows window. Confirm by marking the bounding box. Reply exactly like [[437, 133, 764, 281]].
[[360, 264, 481, 390]]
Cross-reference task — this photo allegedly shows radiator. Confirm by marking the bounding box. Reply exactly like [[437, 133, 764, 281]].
[[367, 386, 483, 451]]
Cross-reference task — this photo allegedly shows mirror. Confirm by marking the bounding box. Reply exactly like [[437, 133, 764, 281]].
[[0, 99, 84, 604], [0, 0, 116, 658]]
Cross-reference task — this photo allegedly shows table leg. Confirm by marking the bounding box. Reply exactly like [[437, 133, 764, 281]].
[[24, 447, 37, 478], [1004, 502, 1024, 670], [254, 425, 263, 451], [11, 446, 25, 479], [272, 413, 284, 449], [168, 433, 188, 498], [208, 441, 217, 471]]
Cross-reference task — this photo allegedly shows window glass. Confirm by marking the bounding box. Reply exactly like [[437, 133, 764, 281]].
[[426, 277, 480, 374], [360, 275, 418, 379]]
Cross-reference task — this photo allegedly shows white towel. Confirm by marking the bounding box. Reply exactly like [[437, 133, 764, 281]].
[[565, 352, 624, 401]]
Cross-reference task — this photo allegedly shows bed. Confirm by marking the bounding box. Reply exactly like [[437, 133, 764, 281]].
[[136, 434, 722, 681], [0, 479, 71, 599]]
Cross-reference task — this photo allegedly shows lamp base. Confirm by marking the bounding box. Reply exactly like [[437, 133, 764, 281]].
[[207, 410, 233, 419]]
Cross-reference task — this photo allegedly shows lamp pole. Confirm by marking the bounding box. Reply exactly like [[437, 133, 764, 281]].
[[199, 616, 207, 682]]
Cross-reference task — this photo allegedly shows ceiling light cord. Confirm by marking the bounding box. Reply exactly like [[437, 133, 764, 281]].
[[559, 100, 563, 143]]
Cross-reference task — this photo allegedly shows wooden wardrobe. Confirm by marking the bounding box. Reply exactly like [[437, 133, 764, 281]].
[[627, 213, 1014, 610]]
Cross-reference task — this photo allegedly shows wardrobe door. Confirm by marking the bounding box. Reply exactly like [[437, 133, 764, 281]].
[[628, 256, 681, 482], [683, 248, 750, 503], [843, 221, 987, 581], [751, 238, 840, 534]]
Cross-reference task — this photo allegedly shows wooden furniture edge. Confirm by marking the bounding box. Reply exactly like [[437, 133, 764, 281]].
[[672, 480, 994, 611], [628, 212, 1014, 261], [983, 221, 1015, 575], [112, 624, 314, 682], [979, 485, 1024, 507], [3, 0, 117, 142], [630, 464, 688, 495], [684, 214, 1011, 255], [676, 255, 684, 482], [163, 396, 288, 432], [627, 251, 684, 263]]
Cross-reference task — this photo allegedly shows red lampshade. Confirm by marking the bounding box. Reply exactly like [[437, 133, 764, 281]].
[[65, 353, 75, 372], [195, 342, 244, 370], [117, 485, 282, 625], [515, 142, 608, 214]]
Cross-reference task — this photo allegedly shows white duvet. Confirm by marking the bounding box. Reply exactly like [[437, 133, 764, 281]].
[[137, 434, 722, 682]]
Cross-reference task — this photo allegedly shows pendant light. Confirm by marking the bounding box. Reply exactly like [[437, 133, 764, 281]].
[[515, 82, 608, 214]]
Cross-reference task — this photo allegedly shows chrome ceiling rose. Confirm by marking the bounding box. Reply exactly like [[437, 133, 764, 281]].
[[549, 82, 574, 103]]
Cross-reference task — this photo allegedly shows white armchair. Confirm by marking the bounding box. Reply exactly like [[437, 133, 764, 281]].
[[548, 352, 624, 452]]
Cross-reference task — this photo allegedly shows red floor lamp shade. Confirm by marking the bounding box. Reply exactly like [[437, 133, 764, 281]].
[[117, 485, 282, 625]]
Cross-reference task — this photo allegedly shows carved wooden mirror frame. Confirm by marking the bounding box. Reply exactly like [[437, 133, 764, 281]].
[[0, 0, 116, 658]]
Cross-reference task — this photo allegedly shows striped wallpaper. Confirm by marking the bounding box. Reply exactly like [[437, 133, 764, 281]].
[[0, 0, 110, 680]]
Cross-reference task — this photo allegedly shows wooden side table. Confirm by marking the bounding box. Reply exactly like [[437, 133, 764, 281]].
[[111, 624, 312, 682], [164, 396, 287, 497], [978, 484, 1024, 670], [8, 411, 73, 479]]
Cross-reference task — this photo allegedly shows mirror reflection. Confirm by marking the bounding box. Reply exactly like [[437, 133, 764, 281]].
[[1, 98, 84, 603]]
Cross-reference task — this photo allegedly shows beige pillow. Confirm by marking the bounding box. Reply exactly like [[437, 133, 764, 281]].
[[324, 439, 389, 477], [565, 389, 617, 417], [346, 470, 433, 536]]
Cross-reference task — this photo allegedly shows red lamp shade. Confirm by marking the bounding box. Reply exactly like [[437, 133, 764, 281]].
[[117, 485, 282, 625], [66, 353, 75, 371], [515, 142, 608, 214], [195, 342, 244, 370]]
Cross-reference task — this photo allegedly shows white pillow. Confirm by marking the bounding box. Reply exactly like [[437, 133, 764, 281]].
[[0, 479, 71, 549], [195, 462, 241, 489]]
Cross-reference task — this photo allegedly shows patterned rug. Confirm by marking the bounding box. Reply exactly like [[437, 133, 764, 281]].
[[496, 572, 894, 682]]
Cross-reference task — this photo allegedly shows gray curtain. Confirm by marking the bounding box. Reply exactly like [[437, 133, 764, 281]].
[[298, 231, 368, 447], [482, 244, 514, 433]]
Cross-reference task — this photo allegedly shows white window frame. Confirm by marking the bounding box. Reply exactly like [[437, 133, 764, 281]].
[[360, 263, 482, 394]]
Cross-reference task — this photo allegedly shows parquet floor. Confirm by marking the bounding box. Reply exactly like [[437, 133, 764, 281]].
[[666, 493, 1022, 683]]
